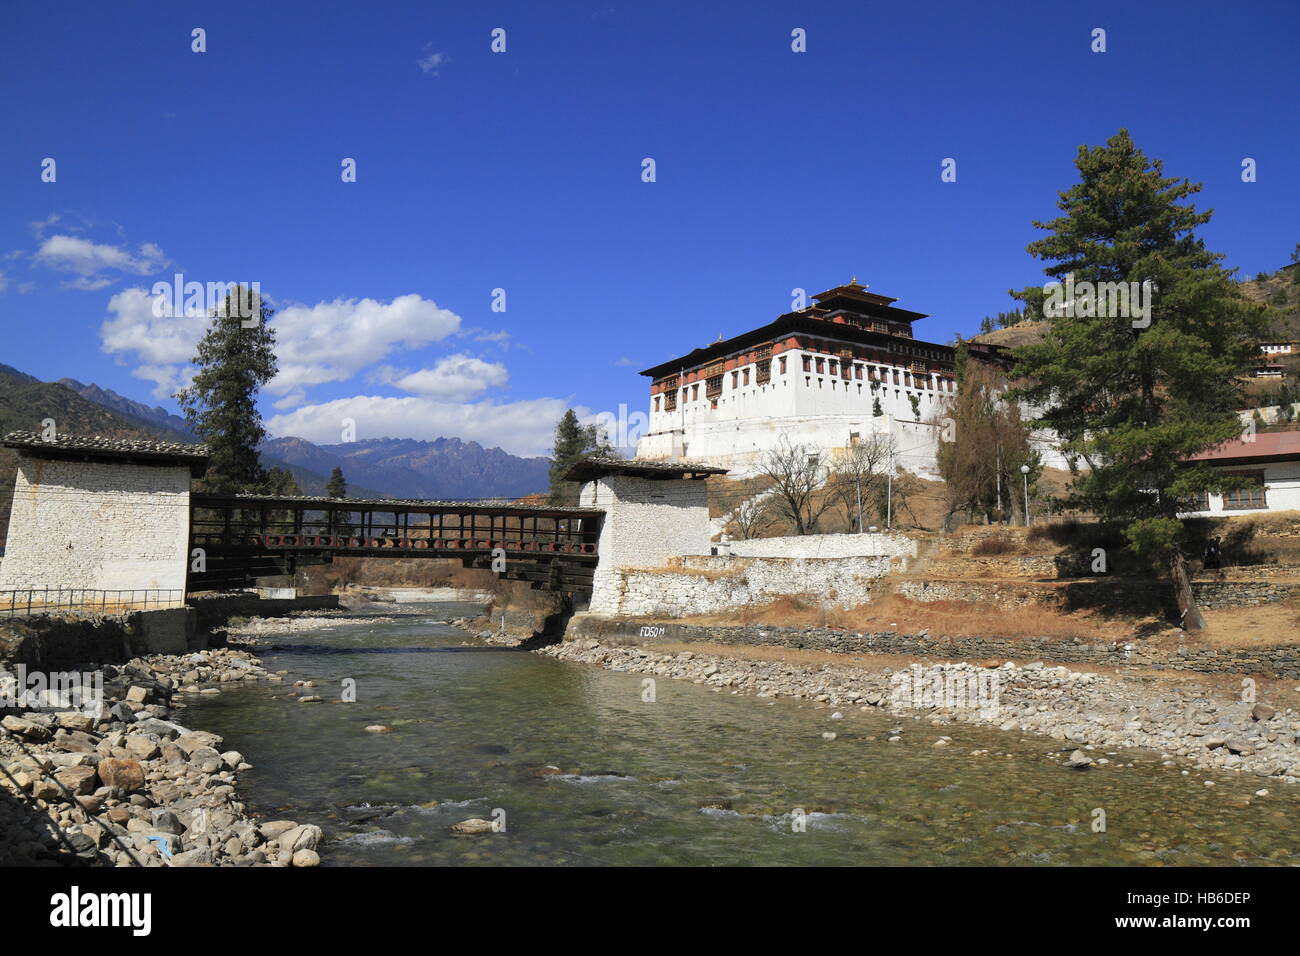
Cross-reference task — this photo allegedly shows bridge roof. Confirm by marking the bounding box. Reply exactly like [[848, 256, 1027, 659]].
[[3, 431, 210, 474], [192, 492, 604, 517], [564, 456, 729, 482]]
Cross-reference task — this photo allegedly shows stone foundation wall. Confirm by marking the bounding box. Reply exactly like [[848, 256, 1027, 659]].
[[890, 576, 1300, 613], [595, 555, 892, 617], [0, 607, 198, 670], [566, 615, 1300, 679]]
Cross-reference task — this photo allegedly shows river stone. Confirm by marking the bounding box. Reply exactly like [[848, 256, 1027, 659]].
[[364, 725, 392, 733], [451, 818, 494, 834], [258, 820, 298, 841], [54, 765, 98, 795], [292, 849, 321, 867], [1064, 750, 1094, 769], [278, 824, 323, 853], [2, 715, 51, 741], [1252, 703, 1276, 722], [54, 711, 96, 732], [124, 735, 160, 759], [169, 847, 214, 867], [97, 758, 146, 791]]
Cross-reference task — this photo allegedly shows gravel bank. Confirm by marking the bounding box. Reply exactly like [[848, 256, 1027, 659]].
[[0, 646, 323, 867], [523, 635, 1300, 785]]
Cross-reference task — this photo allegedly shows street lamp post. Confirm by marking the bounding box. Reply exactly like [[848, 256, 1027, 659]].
[[1020, 464, 1031, 526]]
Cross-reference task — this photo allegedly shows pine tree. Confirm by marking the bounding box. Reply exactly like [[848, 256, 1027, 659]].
[[548, 409, 614, 505], [177, 287, 278, 494], [326, 467, 347, 498], [1009, 129, 1269, 630]]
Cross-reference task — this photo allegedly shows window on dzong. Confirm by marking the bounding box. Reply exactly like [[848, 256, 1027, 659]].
[[663, 392, 676, 411], [653, 396, 660, 412], [778, 356, 786, 374], [802, 355, 812, 372], [743, 368, 750, 385], [732, 370, 738, 387], [816, 357, 825, 373], [756, 359, 771, 384], [706, 375, 723, 397], [1221, 473, 1267, 510]]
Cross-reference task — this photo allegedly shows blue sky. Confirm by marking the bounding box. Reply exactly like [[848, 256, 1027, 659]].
[[2, 0, 1296, 457]]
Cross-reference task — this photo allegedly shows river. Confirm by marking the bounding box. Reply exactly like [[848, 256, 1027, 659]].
[[181, 603, 1299, 866]]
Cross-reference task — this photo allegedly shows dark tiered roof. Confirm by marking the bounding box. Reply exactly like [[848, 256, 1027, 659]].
[[564, 456, 728, 482], [3, 431, 210, 474]]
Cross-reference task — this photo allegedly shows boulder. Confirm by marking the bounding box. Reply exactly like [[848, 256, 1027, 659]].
[[53, 765, 98, 795], [277, 824, 322, 853], [1, 715, 51, 741], [1064, 749, 1094, 769], [450, 818, 495, 834], [97, 758, 146, 791]]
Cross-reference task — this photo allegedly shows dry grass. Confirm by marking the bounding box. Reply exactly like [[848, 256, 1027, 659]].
[[681, 594, 1123, 641], [671, 591, 1300, 649]]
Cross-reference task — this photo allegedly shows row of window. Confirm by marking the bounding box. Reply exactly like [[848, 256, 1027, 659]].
[[1183, 473, 1267, 511]]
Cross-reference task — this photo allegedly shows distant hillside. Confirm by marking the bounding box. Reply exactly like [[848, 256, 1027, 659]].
[[1241, 261, 1300, 340], [971, 262, 1300, 350], [261, 435, 551, 500], [57, 378, 194, 439], [970, 320, 1047, 349]]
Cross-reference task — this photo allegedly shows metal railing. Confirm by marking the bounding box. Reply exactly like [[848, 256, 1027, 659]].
[[0, 588, 185, 617]]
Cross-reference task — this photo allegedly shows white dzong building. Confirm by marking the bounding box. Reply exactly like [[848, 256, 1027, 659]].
[[634, 280, 1022, 477]]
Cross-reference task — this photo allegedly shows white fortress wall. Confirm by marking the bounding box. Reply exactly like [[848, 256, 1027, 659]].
[[729, 531, 917, 560]]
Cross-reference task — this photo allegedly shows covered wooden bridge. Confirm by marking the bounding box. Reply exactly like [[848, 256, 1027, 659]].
[[188, 493, 604, 593]]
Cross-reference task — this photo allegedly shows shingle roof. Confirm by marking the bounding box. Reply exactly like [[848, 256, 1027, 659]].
[[1186, 431, 1300, 463], [563, 456, 729, 482], [3, 431, 209, 469]]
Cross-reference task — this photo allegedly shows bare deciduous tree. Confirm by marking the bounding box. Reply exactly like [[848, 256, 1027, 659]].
[[758, 437, 836, 535], [828, 434, 893, 532]]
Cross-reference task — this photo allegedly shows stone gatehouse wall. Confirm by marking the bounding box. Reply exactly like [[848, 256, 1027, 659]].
[[593, 554, 893, 618], [566, 616, 1300, 680], [728, 531, 917, 560], [582, 473, 713, 615], [0, 456, 192, 594]]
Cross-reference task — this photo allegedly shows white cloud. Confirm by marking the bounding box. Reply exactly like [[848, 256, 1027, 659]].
[[269, 294, 461, 394], [418, 48, 449, 75], [267, 395, 581, 458], [382, 354, 509, 400], [34, 234, 168, 284], [611, 356, 635, 367], [100, 288, 207, 397]]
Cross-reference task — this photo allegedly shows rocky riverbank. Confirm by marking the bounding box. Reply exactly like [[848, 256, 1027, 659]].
[[0, 645, 323, 867], [499, 631, 1300, 786]]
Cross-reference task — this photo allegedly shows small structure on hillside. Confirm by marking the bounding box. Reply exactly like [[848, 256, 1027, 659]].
[[0, 432, 208, 602]]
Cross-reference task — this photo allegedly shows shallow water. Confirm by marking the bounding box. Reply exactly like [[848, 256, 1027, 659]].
[[183, 603, 1300, 866]]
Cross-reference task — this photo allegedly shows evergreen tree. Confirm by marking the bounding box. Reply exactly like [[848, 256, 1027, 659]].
[[177, 287, 278, 494], [326, 466, 347, 498], [548, 409, 614, 504], [1008, 129, 1269, 630]]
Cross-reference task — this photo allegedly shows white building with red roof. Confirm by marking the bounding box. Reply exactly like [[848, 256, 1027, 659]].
[[1183, 432, 1300, 515]]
